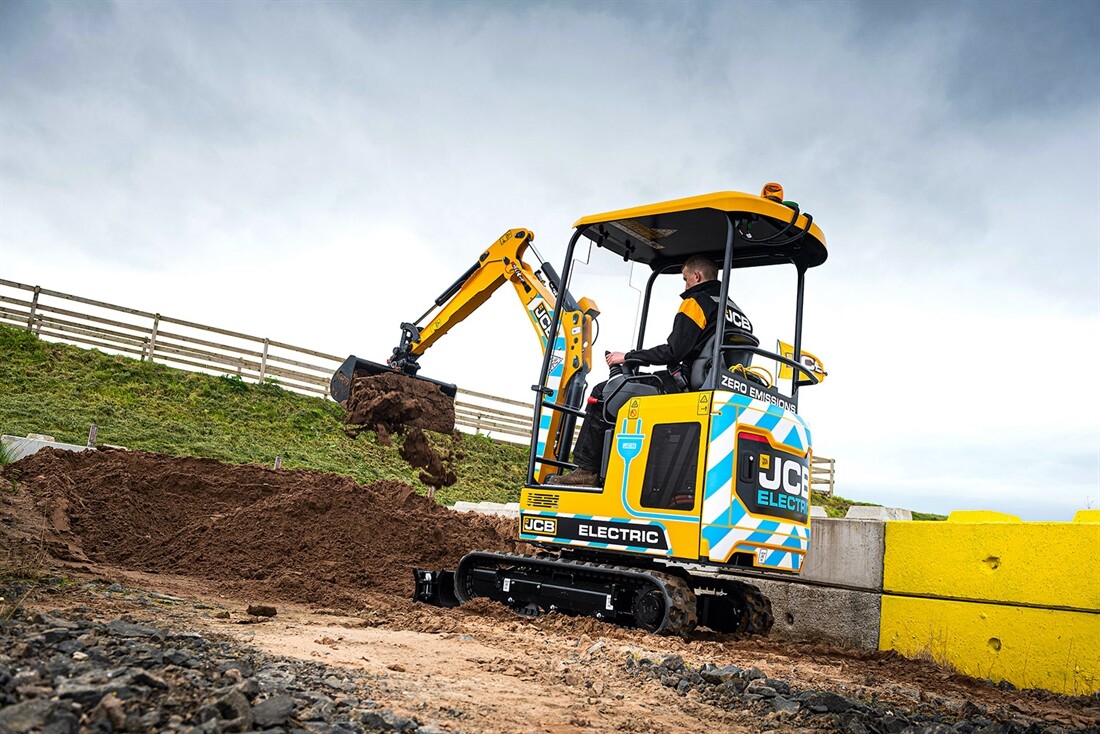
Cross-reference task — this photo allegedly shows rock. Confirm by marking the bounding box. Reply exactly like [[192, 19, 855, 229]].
[[360, 711, 418, 731], [233, 677, 261, 701], [106, 619, 161, 638], [219, 659, 254, 677], [32, 613, 80, 629], [138, 710, 163, 728], [772, 696, 800, 714], [764, 678, 790, 695], [253, 694, 297, 727], [322, 675, 358, 692], [658, 654, 684, 671], [0, 699, 57, 733], [42, 628, 71, 644], [90, 692, 127, 730], [701, 664, 742, 684], [881, 715, 911, 733], [131, 668, 169, 689], [247, 605, 278, 617], [746, 680, 778, 698], [214, 688, 253, 728], [744, 666, 766, 681], [845, 719, 870, 734], [56, 681, 135, 706], [799, 690, 860, 713], [165, 648, 197, 666]]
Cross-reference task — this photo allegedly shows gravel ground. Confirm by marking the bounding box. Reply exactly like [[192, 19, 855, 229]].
[[0, 587, 433, 734], [2, 580, 1095, 733]]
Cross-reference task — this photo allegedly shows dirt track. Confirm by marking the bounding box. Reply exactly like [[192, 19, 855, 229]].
[[2, 449, 1097, 733]]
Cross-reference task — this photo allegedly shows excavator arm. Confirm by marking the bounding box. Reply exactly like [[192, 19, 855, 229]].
[[331, 229, 598, 479], [389, 229, 576, 369]]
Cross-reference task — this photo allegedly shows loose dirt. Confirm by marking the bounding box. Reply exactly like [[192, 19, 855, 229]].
[[344, 371, 459, 489], [400, 427, 458, 487], [2, 448, 1097, 733], [344, 372, 456, 436]]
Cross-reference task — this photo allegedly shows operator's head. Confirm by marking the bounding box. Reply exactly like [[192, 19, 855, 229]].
[[681, 255, 718, 288]]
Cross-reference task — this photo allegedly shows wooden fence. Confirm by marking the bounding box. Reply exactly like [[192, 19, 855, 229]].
[[0, 279, 836, 490]]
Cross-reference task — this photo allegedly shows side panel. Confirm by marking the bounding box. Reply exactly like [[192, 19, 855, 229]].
[[521, 392, 707, 559], [700, 391, 812, 573]]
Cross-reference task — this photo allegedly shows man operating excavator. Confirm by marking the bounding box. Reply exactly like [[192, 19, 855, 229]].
[[549, 254, 756, 487]]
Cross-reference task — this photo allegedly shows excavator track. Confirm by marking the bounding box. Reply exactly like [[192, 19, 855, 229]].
[[454, 551, 698, 636], [693, 577, 774, 635]]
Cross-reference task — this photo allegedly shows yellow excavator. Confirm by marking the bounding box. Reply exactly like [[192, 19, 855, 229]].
[[338, 185, 828, 635]]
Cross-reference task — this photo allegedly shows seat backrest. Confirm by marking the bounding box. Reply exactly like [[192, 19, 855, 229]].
[[689, 331, 760, 390]]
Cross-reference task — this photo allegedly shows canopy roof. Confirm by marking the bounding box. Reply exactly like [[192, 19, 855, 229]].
[[573, 191, 827, 270]]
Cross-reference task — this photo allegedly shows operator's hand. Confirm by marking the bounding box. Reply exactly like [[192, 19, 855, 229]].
[[606, 351, 627, 366]]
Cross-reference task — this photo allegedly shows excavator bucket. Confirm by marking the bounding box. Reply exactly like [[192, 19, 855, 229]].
[[330, 355, 458, 434]]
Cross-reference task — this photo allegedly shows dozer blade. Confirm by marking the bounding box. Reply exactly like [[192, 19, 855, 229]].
[[331, 355, 457, 434], [413, 569, 459, 607]]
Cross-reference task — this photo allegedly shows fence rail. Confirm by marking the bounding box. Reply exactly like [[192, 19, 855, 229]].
[[0, 279, 836, 490]]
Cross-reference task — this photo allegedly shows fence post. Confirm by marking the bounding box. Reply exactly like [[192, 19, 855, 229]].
[[146, 314, 161, 362], [26, 286, 41, 332], [259, 338, 270, 383]]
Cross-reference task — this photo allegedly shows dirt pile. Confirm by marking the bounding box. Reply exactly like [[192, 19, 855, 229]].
[[344, 372, 455, 436], [1, 448, 515, 610]]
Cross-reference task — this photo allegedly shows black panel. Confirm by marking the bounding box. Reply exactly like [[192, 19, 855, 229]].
[[640, 423, 700, 510], [734, 433, 809, 523]]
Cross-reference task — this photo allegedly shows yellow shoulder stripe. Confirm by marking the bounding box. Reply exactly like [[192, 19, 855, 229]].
[[678, 299, 706, 329]]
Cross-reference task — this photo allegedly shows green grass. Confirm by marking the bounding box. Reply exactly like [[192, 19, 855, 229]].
[[0, 324, 943, 518]]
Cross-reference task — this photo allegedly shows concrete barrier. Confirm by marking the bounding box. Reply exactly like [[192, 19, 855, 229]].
[[451, 501, 520, 518], [879, 511, 1100, 696], [1, 434, 91, 462], [753, 577, 881, 649], [801, 517, 885, 590]]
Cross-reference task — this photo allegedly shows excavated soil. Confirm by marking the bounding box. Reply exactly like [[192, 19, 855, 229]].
[[344, 372, 456, 436], [2, 448, 1097, 733], [399, 428, 458, 487], [344, 372, 459, 488]]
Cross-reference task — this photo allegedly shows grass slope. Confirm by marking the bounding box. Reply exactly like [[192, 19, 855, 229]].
[[0, 325, 941, 518]]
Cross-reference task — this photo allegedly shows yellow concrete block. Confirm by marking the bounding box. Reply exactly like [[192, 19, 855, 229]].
[[884, 519, 1100, 611], [1074, 509, 1100, 524], [947, 510, 1021, 523], [880, 595, 1100, 696]]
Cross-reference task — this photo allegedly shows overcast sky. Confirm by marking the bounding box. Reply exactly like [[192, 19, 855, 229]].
[[2, 0, 1097, 520]]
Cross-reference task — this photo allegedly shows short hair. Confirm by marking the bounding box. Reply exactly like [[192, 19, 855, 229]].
[[682, 255, 718, 281]]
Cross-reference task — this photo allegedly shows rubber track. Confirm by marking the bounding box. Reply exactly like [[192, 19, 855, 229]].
[[455, 551, 699, 636], [696, 578, 774, 635]]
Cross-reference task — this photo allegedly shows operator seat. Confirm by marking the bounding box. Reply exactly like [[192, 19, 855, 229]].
[[688, 331, 760, 390]]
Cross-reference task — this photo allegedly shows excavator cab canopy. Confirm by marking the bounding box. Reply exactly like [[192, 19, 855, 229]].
[[572, 191, 827, 271]]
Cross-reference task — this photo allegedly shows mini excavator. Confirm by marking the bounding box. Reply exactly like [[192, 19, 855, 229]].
[[335, 185, 828, 636]]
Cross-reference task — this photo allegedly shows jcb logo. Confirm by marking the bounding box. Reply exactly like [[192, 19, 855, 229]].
[[522, 517, 557, 535], [725, 307, 752, 332], [532, 303, 552, 336], [758, 455, 809, 500]]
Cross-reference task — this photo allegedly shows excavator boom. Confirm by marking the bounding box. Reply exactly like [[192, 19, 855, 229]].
[[331, 229, 598, 458]]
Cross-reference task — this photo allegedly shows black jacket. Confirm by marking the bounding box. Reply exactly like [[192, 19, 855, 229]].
[[626, 280, 753, 369]]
